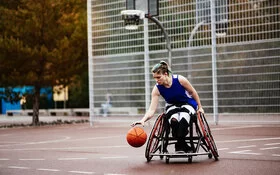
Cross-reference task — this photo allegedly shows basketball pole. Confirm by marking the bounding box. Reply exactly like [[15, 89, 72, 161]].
[[210, 0, 219, 125], [187, 20, 206, 83], [143, 18, 150, 114], [146, 15, 172, 67], [87, 0, 95, 126]]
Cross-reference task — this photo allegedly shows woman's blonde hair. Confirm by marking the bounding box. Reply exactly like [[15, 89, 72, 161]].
[[151, 61, 172, 75]]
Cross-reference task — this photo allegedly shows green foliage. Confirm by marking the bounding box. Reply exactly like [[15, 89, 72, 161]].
[[0, 0, 87, 87], [68, 72, 89, 108], [0, 0, 87, 124]]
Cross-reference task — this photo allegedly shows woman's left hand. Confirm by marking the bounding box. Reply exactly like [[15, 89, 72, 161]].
[[197, 107, 204, 114]]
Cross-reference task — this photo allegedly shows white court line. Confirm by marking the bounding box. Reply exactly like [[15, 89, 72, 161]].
[[0, 158, 9, 160], [8, 166, 30, 169], [58, 158, 88, 160], [0, 136, 71, 147], [19, 158, 45, 161], [237, 145, 256, 149], [260, 147, 280, 150], [272, 154, 280, 157], [265, 143, 280, 146], [1, 145, 128, 151], [229, 150, 261, 155], [37, 168, 60, 172], [66, 135, 122, 142], [100, 156, 128, 159], [69, 170, 95, 174], [218, 148, 229, 151], [212, 125, 262, 131], [217, 137, 280, 143]]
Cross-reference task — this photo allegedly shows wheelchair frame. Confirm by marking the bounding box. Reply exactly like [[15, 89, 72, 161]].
[[145, 112, 219, 163]]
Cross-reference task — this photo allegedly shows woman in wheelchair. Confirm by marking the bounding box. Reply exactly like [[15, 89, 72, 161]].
[[132, 61, 204, 153]]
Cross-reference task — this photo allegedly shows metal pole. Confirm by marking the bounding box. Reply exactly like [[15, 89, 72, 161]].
[[87, 0, 95, 126], [187, 20, 205, 82], [210, 0, 219, 125], [143, 18, 150, 112], [148, 16, 172, 67]]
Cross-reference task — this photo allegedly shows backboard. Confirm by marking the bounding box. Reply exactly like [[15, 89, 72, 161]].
[[126, 0, 159, 16]]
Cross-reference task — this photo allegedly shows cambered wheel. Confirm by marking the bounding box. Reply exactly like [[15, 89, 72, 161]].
[[197, 112, 219, 161], [145, 113, 165, 162]]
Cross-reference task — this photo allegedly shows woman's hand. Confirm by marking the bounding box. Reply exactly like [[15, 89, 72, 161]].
[[197, 106, 204, 114], [131, 120, 145, 127]]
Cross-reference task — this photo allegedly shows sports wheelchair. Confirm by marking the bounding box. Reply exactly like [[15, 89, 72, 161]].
[[145, 112, 219, 163]]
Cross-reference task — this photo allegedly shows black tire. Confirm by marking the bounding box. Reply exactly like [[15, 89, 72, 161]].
[[145, 113, 165, 162], [197, 112, 219, 160]]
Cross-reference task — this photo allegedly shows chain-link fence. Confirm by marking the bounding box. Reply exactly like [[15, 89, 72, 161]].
[[88, 0, 280, 118]]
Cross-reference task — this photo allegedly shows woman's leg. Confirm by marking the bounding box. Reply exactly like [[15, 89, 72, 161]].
[[171, 117, 190, 152]]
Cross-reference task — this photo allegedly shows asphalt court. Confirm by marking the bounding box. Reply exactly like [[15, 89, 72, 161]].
[[0, 116, 279, 175]]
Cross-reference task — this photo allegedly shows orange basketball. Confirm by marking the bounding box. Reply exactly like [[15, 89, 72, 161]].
[[126, 126, 147, 147]]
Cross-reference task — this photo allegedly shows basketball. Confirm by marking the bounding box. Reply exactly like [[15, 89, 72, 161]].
[[126, 126, 147, 147]]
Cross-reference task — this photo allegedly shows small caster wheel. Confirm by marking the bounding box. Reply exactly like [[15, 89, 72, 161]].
[[188, 156, 192, 163], [165, 156, 170, 164], [208, 153, 212, 159]]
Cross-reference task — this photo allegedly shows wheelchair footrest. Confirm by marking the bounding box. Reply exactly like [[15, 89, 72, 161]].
[[151, 152, 210, 157]]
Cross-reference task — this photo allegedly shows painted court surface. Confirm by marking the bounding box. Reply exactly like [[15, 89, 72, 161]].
[[0, 115, 279, 175]]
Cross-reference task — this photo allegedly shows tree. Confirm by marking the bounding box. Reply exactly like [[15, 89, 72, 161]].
[[0, 0, 87, 125]]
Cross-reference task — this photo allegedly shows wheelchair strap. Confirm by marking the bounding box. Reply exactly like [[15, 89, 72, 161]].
[[165, 104, 196, 120]]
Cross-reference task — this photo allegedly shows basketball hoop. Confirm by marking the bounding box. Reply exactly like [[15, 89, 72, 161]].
[[125, 25, 139, 30], [121, 10, 145, 30]]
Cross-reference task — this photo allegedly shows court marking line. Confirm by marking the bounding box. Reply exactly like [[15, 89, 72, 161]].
[[68, 170, 95, 174], [19, 158, 45, 161], [272, 154, 280, 157], [217, 148, 229, 151], [37, 168, 60, 172], [0, 145, 128, 151], [259, 147, 280, 150], [265, 142, 280, 146], [212, 125, 262, 131], [58, 158, 88, 160], [8, 166, 30, 169], [237, 145, 256, 149], [217, 137, 280, 143], [229, 150, 261, 155], [0, 136, 71, 147], [0, 158, 9, 160], [65, 135, 122, 142], [100, 156, 129, 159], [0, 134, 13, 136]]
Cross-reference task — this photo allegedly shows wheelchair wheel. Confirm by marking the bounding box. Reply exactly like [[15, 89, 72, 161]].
[[145, 113, 165, 162], [197, 112, 219, 160]]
